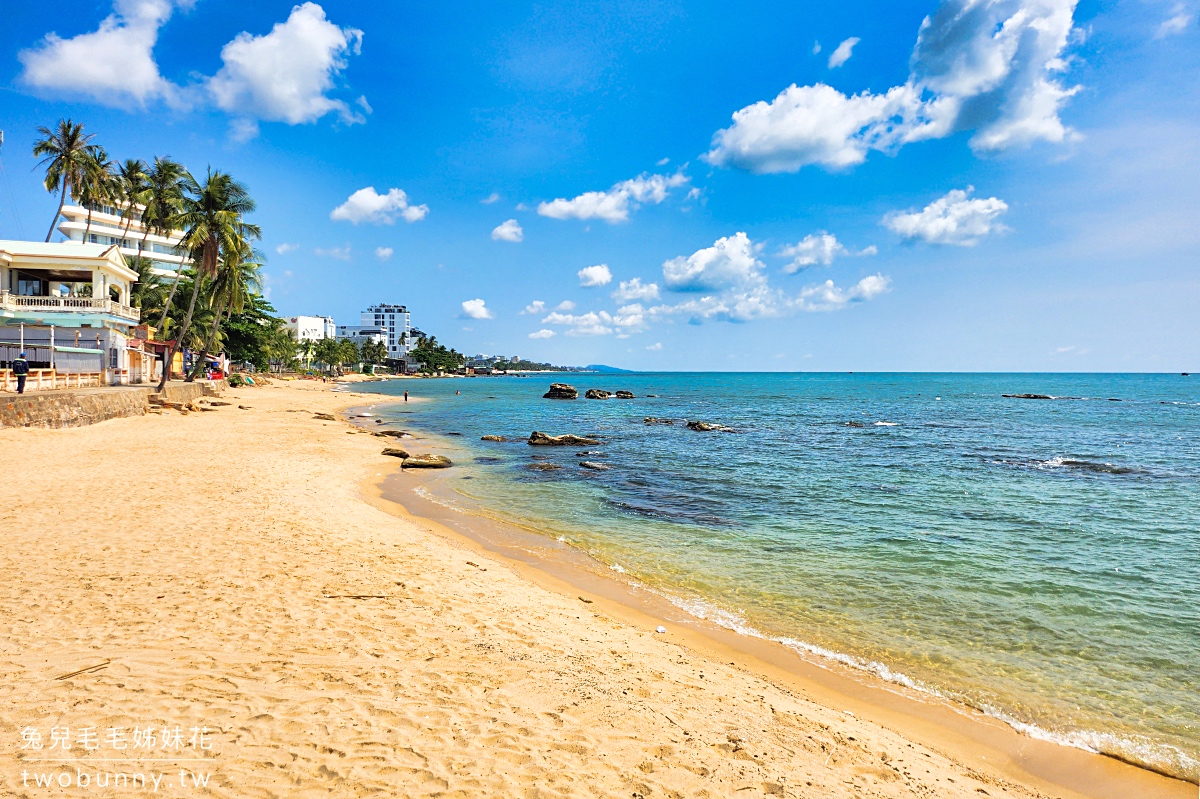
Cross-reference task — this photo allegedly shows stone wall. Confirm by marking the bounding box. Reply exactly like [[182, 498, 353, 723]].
[[0, 379, 227, 429]]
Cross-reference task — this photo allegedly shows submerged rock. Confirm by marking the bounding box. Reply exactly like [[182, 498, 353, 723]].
[[480, 435, 508, 442], [644, 417, 674, 425], [375, 430, 411, 438], [381, 448, 410, 459], [614, 390, 635, 399], [580, 461, 610, 471], [845, 420, 866, 428], [584, 388, 612, 400], [686, 420, 736, 432], [1002, 393, 1054, 400], [403, 454, 453, 469], [543, 383, 578, 400], [528, 431, 601, 446], [526, 462, 563, 472]]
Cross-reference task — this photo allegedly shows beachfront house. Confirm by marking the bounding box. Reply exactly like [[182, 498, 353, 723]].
[[286, 315, 337, 342], [0, 240, 154, 390]]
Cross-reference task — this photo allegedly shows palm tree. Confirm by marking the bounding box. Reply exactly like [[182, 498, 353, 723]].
[[158, 168, 259, 391], [33, 119, 99, 241], [78, 147, 117, 240], [187, 242, 263, 381], [128, 256, 168, 323], [115, 158, 149, 240], [140, 158, 188, 331]]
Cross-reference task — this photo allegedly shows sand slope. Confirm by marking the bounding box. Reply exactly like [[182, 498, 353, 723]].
[[0, 381, 1110, 797]]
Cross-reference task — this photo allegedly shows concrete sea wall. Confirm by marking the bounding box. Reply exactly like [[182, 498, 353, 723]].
[[0, 379, 227, 429]]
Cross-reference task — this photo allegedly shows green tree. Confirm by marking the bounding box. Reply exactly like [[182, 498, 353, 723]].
[[338, 338, 360, 371], [128, 256, 168, 323], [142, 157, 189, 330], [314, 336, 340, 373], [187, 241, 263, 381], [361, 339, 388, 366], [159, 168, 259, 391], [77, 146, 117, 239], [114, 158, 149, 239], [33, 119, 99, 241], [221, 296, 292, 372]]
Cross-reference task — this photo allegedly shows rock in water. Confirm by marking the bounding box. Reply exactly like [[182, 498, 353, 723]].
[[543, 383, 578, 400], [1002, 393, 1054, 400], [614, 390, 635, 399], [644, 417, 674, 425], [375, 430, 409, 438], [584, 389, 612, 400], [528, 431, 602, 446], [686, 420, 736, 432], [526, 462, 563, 471], [381, 448, 410, 459], [403, 454, 453, 469], [580, 461, 610, 471], [480, 435, 508, 442]]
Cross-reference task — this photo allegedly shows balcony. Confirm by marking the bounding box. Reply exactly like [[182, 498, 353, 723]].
[[0, 290, 140, 322]]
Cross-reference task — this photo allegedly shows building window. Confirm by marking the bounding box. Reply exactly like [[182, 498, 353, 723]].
[[109, 348, 119, 368]]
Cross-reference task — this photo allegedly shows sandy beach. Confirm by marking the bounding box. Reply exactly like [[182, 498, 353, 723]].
[[0, 380, 1190, 798]]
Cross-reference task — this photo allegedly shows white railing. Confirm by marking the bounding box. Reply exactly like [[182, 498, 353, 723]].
[[0, 291, 140, 322]]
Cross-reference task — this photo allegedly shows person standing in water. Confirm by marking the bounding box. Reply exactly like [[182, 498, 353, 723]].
[[404, 390, 408, 402]]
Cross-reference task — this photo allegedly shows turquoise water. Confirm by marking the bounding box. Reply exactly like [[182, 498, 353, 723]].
[[362, 373, 1199, 780]]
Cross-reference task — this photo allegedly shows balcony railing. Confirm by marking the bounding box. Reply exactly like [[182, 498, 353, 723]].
[[0, 291, 140, 322]]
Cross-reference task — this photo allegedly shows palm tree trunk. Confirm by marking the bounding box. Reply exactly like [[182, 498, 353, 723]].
[[84, 204, 94, 239], [45, 178, 69, 242], [157, 269, 183, 332], [187, 300, 228, 382], [157, 273, 202, 392]]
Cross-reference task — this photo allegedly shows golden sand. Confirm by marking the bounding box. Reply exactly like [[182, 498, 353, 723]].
[[0, 380, 1190, 798]]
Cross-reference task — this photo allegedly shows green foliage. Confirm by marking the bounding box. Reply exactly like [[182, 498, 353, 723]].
[[493, 359, 567, 372], [128, 257, 168, 322], [360, 339, 389, 365], [221, 296, 293, 372], [410, 334, 464, 373], [33, 118, 99, 241]]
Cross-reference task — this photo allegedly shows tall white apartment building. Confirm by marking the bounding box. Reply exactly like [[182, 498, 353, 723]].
[[286, 315, 336, 342], [362, 304, 412, 360], [57, 203, 188, 277]]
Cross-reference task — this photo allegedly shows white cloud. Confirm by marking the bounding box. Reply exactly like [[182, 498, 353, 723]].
[[481, 192, 501, 204], [375, 246, 393, 260], [706, 0, 1081, 173], [650, 233, 890, 323], [275, 242, 299, 254], [883, 186, 1009, 245], [555, 300, 576, 311], [828, 37, 860, 68], [18, 0, 181, 106], [578, 264, 613, 287], [1156, 3, 1193, 36], [538, 170, 690, 223], [812, 41, 822, 55], [460, 299, 493, 320], [778, 232, 877, 273], [330, 187, 428, 225], [541, 305, 647, 337], [315, 244, 351, 260], [612, 277, 660, 302], [492, 219, 524, 242], [646, 342, 663, 351], [656, 157, 670, 166], [521, 300, 546, 315], [528, 329, 556, 339], [209, 2, 365, 130]]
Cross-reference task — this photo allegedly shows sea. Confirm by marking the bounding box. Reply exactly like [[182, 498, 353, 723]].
[[356, 372, 1199, 781]]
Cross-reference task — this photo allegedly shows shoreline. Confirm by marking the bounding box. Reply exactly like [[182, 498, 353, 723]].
[[0, 380, 1189, 798], [350, 393, 1195, 797]]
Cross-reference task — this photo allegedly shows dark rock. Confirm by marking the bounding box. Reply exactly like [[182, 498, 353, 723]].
[[644, 417, 674, 425], [528, 431, 601, 446], [375, 430, 409, 438], [480, 435, 508, 442], [403, 454, 453, 469], [1002, 394, 1054, 400], [614, 390, 635, 399], [446, 432, 463, 436], [576, 450, 603, 456], [585, 388, 612, 400], [381, 448, 410, 459], [543, 383, 578, 400], [526, 462, 563, 471], [686, 420, 735, 432], [846, 420, 866, 428], [580, 461, 610, 471], [313, 412, 337, 421]]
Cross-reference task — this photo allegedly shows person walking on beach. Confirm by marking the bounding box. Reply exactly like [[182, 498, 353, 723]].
[[404, 389, 409, 402], [12, 351, 29, 394]]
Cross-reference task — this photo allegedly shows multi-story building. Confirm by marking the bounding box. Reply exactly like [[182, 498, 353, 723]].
[[0, 240, 156, 387], [335, 324, 387, 347], [361, 304, 412, 361], [285, 315, 336, 342], [57, 203, 188, 278]]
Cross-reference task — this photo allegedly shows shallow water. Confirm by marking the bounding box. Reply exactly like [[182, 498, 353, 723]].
[[362, 373, 1200, 780]]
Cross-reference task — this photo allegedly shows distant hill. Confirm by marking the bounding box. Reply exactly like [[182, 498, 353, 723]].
[[584, 364, 634, 373]]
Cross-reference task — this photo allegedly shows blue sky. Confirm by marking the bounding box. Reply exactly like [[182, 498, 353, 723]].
[[1, 0, 1197, 370]]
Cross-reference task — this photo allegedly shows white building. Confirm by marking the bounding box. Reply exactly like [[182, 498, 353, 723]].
[[336, 324, 386, 347], [57, 203, 188, 278], [285, 315, 336, 342], [362, 304, 412, 361]]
